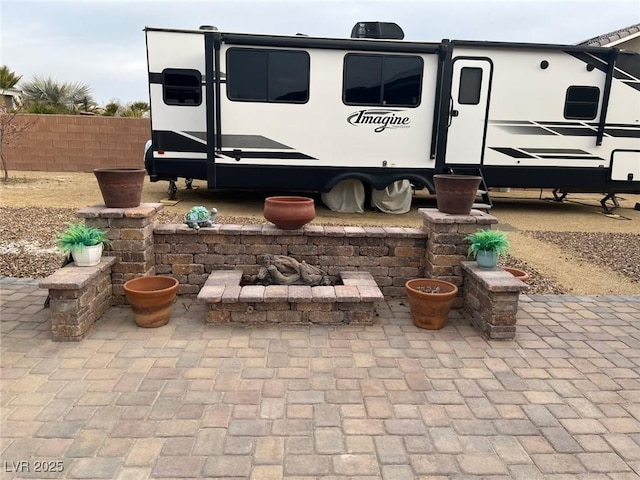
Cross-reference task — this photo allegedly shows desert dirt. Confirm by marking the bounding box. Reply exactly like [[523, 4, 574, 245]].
[[1, 170, 639, 295]]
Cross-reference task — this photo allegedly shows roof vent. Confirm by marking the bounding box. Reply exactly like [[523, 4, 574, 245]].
[[199, 25, 218, 31], [350, 22, 404, 40]]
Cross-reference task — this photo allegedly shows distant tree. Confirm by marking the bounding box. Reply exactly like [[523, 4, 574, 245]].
[[0, 66, 22, 90], [102, 101, 120, 116], [103, 100, 150, 117], [21, 75, 94, 114], [0, 104, 35, 181]]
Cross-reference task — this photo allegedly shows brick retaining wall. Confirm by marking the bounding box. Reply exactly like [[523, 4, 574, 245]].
[[154, 223, 427, 298], [4, 114, 149, 172]]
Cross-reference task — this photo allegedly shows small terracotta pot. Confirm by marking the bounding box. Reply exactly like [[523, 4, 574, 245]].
[[94, 168, 146, 208], [405, 278, 458, 330], [123, 276, 179, 328], [504, 267, 530, 282], [264, 196, 315, 230]]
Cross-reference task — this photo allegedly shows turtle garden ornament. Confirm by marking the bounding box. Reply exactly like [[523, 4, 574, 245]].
[[185, 206, 217, 229]]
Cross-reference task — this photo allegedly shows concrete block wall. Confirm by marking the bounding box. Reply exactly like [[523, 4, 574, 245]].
[[4, 114, 149, 172]]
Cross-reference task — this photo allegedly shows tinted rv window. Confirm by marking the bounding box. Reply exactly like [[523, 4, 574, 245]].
[[163, 69, 202, 106], [458, 67, 482, 105], [343, 54, 422, 107], [227, 48, 309, 103], [564, 86, 600, 120]]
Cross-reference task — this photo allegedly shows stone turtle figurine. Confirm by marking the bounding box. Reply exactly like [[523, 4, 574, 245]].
[[185, 206, 217, 229]]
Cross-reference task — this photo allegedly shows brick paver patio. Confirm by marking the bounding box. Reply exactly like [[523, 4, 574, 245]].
[[1, 277, 639, 479]]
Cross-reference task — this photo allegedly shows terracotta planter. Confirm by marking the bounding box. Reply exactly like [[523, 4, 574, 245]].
[[405, 278, 458, 330], [264, 196, 315, 230], [94, 168, 146, 208], [123, 276, 179, 328], [433, 174, 482, 215], [504, 267, 530, 282]]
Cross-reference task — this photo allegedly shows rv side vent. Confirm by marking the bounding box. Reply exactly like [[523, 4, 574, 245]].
[[199, 25, 218, 31], [350, 22, 404, 40]]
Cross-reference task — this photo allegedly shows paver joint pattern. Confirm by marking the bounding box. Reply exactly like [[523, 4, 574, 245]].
[[1, 278, 639, 479]]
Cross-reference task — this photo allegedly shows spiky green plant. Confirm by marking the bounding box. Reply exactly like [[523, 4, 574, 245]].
[[56, 223, 108, 253], [0, 65, 22, 90], [21, 75, 93, 114], [464, 229, 510, 258]]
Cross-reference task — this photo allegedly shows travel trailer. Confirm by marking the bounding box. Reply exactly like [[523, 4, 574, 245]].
[[144, 22, 640, 211]]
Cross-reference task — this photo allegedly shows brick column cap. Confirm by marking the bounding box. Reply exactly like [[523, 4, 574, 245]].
[[419, 208, 498, 225], [77, 203, 164, 219], [40, 257, 117, 289], [460, 261, 528, 292]]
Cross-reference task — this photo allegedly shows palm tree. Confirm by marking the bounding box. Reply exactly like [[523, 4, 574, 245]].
[[21, 75, 94, 114], [120, 101, 150, 118], [0, 66, 22, 90], [102, 101, 120, 116]]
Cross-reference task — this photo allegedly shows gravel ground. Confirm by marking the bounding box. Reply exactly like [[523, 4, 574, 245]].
[[525, 231, 640, 284], [1, 172, 638, 295], [0, 206, 567, 294]]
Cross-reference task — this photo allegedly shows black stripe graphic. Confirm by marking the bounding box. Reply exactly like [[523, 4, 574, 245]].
[[623, 81, 640, 92], [153, 131, 207, 153], [184, 132, 294, 149], [523, 148, 589, 154], [497, 126, 558, 136], [489, 147, 535, 158], [604, 128, 640, 138], [537, 155, 604, 160], [220, 151, 317, 160], [545, 127, 597, 137]]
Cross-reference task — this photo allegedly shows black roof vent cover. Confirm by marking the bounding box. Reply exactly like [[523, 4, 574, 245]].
[[351, 22, 404, 40]]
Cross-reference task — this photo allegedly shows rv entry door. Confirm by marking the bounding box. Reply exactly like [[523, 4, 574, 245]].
[[445, 58, 492, 165]]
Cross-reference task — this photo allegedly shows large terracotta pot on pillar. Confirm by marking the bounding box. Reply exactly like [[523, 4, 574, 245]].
[[123, 276, 179, 328], [94, 168, 146, 208], [263, 196, 316, 230], [433, 174, 482, 215]]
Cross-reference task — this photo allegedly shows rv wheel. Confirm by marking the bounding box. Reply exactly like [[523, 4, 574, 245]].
[[168, 180, 178, 200]]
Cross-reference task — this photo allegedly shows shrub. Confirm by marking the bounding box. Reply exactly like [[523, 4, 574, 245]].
[[56, 222, 108, 253]]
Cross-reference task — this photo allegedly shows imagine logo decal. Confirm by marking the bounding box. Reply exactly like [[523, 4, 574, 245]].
[[347, 109, 411, 133]]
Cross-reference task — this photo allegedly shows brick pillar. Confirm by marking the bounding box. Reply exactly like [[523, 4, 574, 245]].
[[78, 203, 163, 304], [419, 208, 498, 308]]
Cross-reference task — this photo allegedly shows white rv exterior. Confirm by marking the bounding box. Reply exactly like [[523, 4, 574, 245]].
[[144, 24, 640, 201]]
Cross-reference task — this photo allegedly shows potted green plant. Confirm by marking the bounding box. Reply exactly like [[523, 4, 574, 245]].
[[56, 222, 109, 267], [464, 229, 510, 268]]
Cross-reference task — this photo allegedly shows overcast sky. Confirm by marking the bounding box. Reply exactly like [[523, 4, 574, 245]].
[[2, 0, 639, 105]]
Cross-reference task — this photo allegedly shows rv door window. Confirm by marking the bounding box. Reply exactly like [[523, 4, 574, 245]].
[[564, 86, 600, 120], [458, 67, 483, 105], [162, 69, 202, 106], [227, 48, 309, 103], [343, 54, 422, 107]]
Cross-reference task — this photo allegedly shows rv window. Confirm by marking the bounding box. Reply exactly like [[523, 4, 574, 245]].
[[343, 54, 422, 107], [162, 69, 202, 106], [564, 86, 599, 120], [458, 67, 482, 105], [227, 48, 309, 103]]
